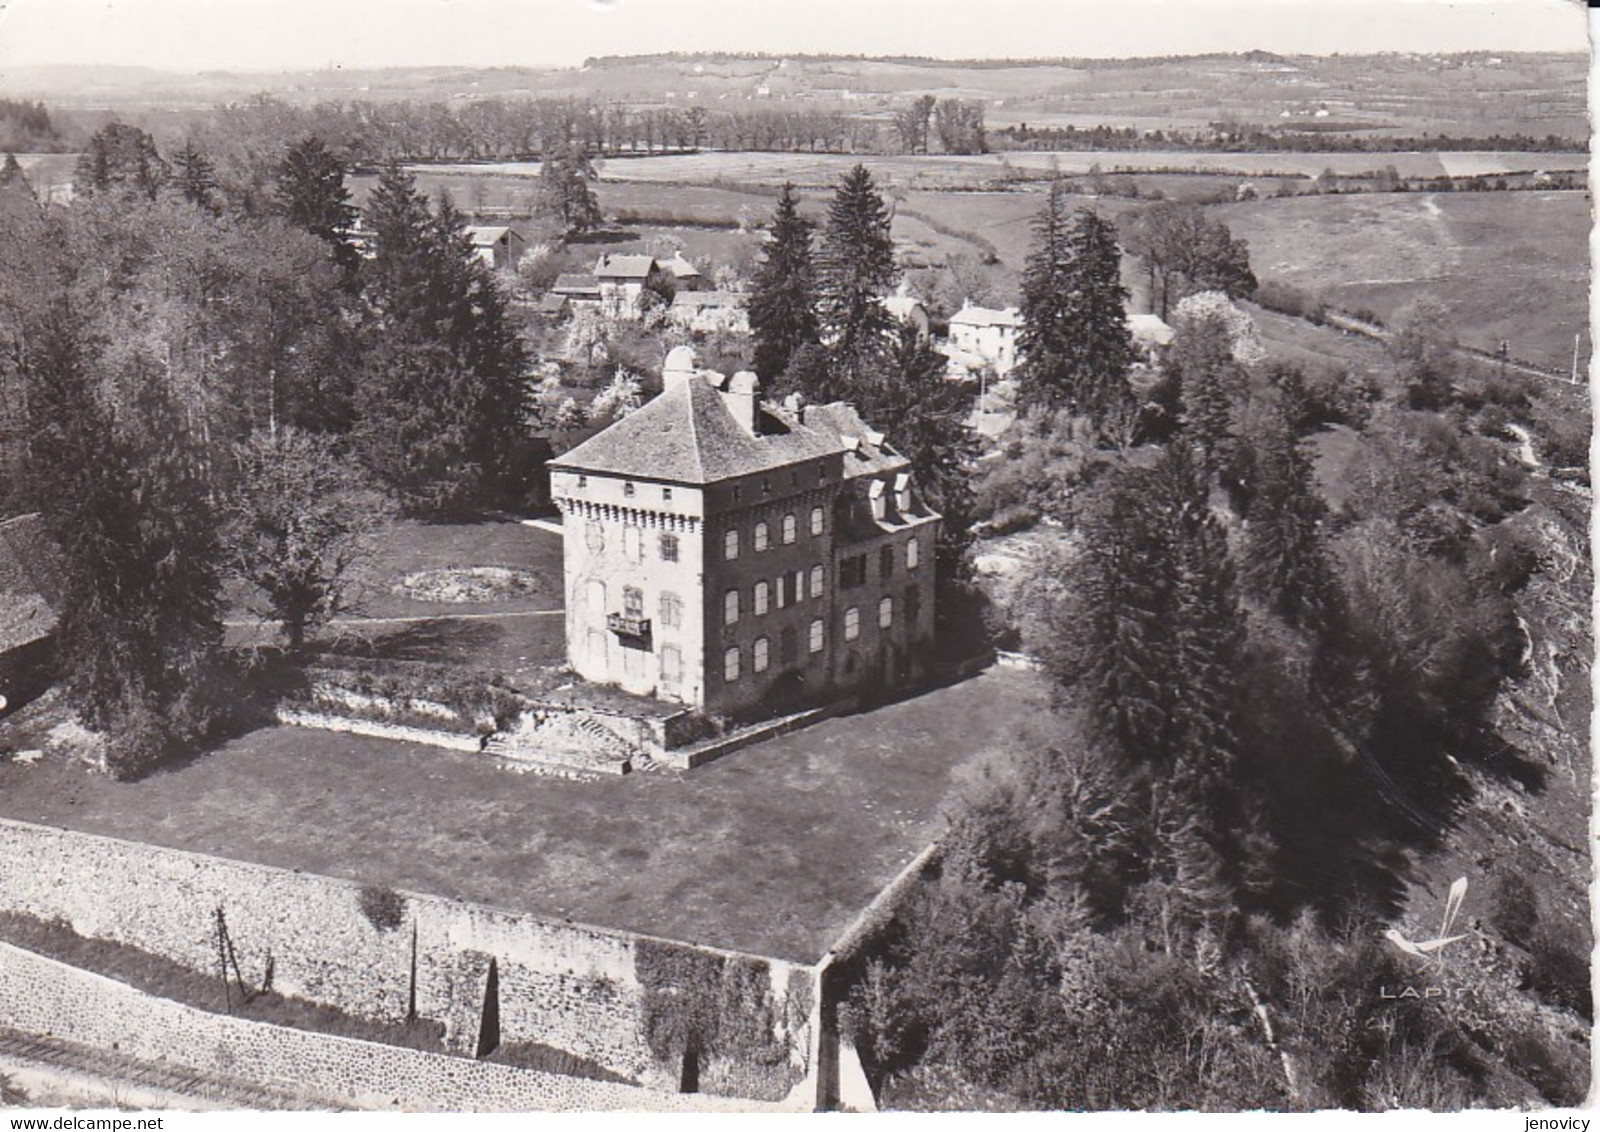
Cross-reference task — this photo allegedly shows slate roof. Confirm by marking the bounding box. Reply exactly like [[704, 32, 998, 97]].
[[660, 254, 703, 279], [465, 225, 515, 245], [950, 304, 1020, 329], [593, 254, 659, 280], [551, 273, 601, 297], [552, 378, 841, 486], [670, 290, 745, 310]]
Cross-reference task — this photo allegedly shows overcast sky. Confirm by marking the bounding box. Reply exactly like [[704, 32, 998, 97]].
[[0, 0, 1586, 72]]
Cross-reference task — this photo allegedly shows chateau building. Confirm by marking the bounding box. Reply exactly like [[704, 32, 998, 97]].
[[549, 347, 941, 715]]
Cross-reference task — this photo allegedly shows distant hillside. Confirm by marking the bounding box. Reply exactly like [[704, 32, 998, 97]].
[[0, 51, 1584, 140]]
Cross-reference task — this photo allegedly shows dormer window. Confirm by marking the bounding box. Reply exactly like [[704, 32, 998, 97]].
[[895, 472, 912, 514], [869, 479, 887, 522]]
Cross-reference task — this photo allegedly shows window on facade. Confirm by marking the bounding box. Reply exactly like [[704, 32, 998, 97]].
[[754, 580, 770, 616], [879, 596, 893, 628], [733, 486, 743, 503], [659, 591, 683, 629], [818, 465, 827, 483], [623, 586, 644, 619], [880, 545, 895, 580], [662, 487, 673, 502], [779, 572, 800, 608], [761, 477, 772, 495], [754, 637, 770, 673], [724, 646, 741, 682], [623, 525, 642, 563], [809, 564, 824, 598], [624, 481, 636, 498], [577, 475, 588, 489], [659, 533, 679, 562], [840, 555, 867, 589], [585, 522, 605, 552], [844, 606, 860, 641], [782, 513, 797, 544], [660, 645, 682, 685], [906, 536, 920, 570], [906, 583, 922, 624], [724, 589, 740, 625], [810, 506, 824, 536], [809, 618, 825, 653], [755, 521, 770, 552], [724, 529, 739, 560]]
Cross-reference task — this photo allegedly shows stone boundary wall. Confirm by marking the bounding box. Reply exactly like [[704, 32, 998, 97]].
[[0, 942, 789, 1112], [0, 819, 814, 1100]]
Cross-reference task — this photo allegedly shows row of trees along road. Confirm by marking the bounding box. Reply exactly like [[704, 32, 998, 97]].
[[836, 183, 1582, 1109], [0, 125, 530, 777]]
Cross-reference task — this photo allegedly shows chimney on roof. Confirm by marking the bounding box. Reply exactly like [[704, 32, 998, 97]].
[[722, 371, 761, 436], [663, 345, 699, 391]]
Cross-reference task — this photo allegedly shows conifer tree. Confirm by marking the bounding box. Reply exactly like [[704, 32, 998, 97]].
[[0, 152, 26, 190], [1242, 412, 1338, 631], [274, 137, 359, 277], [172, 140, 220, 214], [1017, 188, 1134, 423], [748, 183, 819, 382], [1168, 312, 1242, 478], [356, 170, 527, 513], [74, 123, 168, 200], [813, 164, 898, 397]]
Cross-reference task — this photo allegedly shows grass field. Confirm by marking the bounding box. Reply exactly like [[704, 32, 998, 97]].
[[428, 149, 1587, 190], [225, 519, 569, 679], [0, 667, 1048, 963], [1216, 190, 1590, 372]]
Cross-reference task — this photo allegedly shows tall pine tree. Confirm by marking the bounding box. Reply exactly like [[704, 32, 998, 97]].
[[811, 164, 897, 400], [1017, 187, 1134, 425], [274, 137, 359, 279], [748, 183, 819, 382], [356, 169, 527, 513]]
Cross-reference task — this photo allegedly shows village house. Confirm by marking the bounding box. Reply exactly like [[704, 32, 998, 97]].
[[464, 225, 527, 272], [658, 253, 707, 292], [669, 290, 750, 335], [549, 347, 940, 716], [1128, 312, 1176, 366], [882, 289, 932, 342], [548, 272, 602, 312], [945, 302, 1020, 378], [593, 253, 671, 319]]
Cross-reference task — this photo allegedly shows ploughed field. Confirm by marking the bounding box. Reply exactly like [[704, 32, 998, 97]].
[[0, 666, 1048, 964]]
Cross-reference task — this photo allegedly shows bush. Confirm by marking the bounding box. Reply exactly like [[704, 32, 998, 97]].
[[358, 884, 407, 932]]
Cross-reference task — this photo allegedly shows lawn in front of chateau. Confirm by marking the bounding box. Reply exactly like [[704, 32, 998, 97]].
[[0, 666, 1046, 964]]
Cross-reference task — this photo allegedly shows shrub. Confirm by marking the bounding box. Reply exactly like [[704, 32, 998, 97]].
[[358, 884, 407, 932]]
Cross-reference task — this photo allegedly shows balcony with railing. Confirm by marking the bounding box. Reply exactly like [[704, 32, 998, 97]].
[[606, 613, 652, 639]]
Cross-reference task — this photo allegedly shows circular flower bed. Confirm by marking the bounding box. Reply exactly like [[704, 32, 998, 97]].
[[390, 566, 542, 604]]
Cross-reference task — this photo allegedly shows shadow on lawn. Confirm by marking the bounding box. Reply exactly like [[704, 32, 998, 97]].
[[318, 618, 506, 665]]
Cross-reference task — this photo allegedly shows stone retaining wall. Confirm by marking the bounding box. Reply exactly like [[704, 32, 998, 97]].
[[0, 819, 815, 1102], [0, 942, 788, 1112]]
